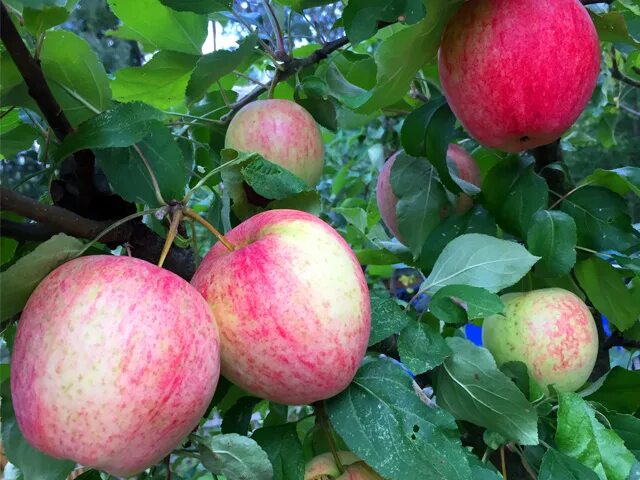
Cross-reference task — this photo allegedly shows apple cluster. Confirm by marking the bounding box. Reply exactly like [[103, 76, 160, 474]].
[[9, 0, 603, 476]]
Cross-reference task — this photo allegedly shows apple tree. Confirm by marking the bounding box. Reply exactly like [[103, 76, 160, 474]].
[[1, 0, 639, 479]]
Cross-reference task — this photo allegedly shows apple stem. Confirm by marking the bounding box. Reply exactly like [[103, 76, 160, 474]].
[[500, 446, 508, 480], [315, 401, 345, 474], [158, 210, 184, 268], [183, 208, 236, 252]]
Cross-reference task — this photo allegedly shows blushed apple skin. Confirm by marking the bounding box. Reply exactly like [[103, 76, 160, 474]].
[[482, 288, 598, 393], [191, 209, 370, 405], [225, 99, 325, 186], [305, 452, 384, 480], [438, 0, 601, 152], [11, 256, 221, 477], [375, 145, 481, 241]]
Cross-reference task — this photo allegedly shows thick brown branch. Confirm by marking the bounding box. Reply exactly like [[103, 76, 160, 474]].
[[0, 2, 73, 140], [1, 187, 195, 279], [220, 35, 350, 122]]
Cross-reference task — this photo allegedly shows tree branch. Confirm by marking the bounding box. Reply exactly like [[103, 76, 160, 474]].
[[581, 0, 614, 4], [530, 139, 570, 196], [220, 35, 350, 122], [0, 2, 73, 140], [1, 187, 196, 279]]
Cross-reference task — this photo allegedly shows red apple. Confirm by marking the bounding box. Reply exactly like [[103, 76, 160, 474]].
[[438, 0, 600, 152], [482, 288, 598, 393], [11, 256, 221, 477], [375, 145, 481, 242], [305, 452, 384, 480], [225, 99, 325, 186], [191, 209, 370, 405]]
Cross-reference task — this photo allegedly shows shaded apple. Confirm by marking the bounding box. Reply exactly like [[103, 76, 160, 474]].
[[305, 452, 384, 480], [482, 288, 598, 393], [439, 0, 600, 152], [11, 256, 221, 477], [191, 209, 370, 405], [375, 145, 481, 242], [225, 99, 325, 187]]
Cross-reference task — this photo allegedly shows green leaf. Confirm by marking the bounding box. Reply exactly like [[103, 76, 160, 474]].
[[604, 412, 640, 459], [334, 207, 367, 234], [575, 257, 640, 332], [391, 153, 449, 257], [186, 34, 258, 102], [0, 237, 18, 267], [0, 234, 83, 322], [343, 0, 425, 45], [526, 210, 577, 278], [590, 12, 640, 47], [421, 234, 539, 294], [435, 338, 539, 445], [55, 102, 165, 161], [398, 318, 452, 374], [0, 123, 37, 159], [561, 186, 639, 253], [538, 449, 599, 480], [1, 381, 76, 480], [112, 51, 199, 109], [95, 122, 187, 206], [400, 98, 458, 192], [221, 397, 261, 436], [252, 424, 305, 480], [40, 30, 112, 126], [368, 291, 411, 346], [482, 159, 549, 237], [417, 207, 497, 271], [556, 392, 635, 480], [585, 367, 640, 415], [356, 0, 464, 113], [584, 167, 640, 197], [198, 433, 273, 480], [430, 285, 504, 324], [108, 0, 208, 55], [326, 358, 472, 480], [240, 156, 311, 201], [23, 6, 68, 36], [273, 0, 333, 11], [159, 0, 231, 13]]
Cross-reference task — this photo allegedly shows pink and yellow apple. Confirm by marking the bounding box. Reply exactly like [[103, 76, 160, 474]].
[[482, 288, 598, 393], [11, 256, 221, 477], [191, 209, 370, 405], [375, 145, 481, 242], [225, 99, 325, 186], [305, 452, 384, 480], [438, 0, 600, 152]]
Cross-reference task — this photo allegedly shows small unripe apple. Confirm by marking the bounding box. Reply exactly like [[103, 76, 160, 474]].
[[11, 256, 221, 477], [482, 288, 598, 393], [305, 452, 384, 480], [438, 0, 600, 152], [191, 209, 370, 405], [225, 99, 325, 186], [375, 146, 481, 242]]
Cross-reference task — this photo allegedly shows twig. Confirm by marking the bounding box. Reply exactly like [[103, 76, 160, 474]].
[[220, 35, 350, 123], [183, 208, 235, 252], [262, 0, 287, 59], [315, 401, 344, 474], [611, 47, 640, 88], [158, 210, 183, 268], [500, 446, 508, 480]]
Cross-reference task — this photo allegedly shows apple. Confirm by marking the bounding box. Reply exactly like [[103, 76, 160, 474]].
[[225, 99, 325, 187], [482, 288, 598, 393], [438, 0, 600, 152], [376, 145, 481, 242], [10, 255, 221, 477], [305, 452, 384, 480], [191, 209, 370, 405]]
